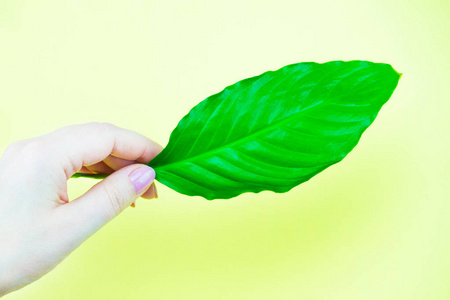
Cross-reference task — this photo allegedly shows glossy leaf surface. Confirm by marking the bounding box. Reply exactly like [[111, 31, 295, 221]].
[[149, 60, 401, 200]]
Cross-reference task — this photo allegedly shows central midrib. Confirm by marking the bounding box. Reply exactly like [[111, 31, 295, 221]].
[[152, 101, 326, 172]]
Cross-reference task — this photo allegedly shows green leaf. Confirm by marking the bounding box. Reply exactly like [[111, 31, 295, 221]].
[[149, 60, 401, 200]]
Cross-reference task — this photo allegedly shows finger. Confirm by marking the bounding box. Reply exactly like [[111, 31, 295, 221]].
[[79, 166, 95, 174], [85, 161, 114, 174], [53, 164, 155, 250], [103, 155, 136, 171], [141, 182, 158, 199], [42, 122, 163, 178]]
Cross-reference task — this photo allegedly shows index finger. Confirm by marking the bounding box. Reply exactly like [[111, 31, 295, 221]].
[[43, 122, 163, 178]]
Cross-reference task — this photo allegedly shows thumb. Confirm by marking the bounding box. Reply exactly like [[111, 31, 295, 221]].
[[54, 164, 155, 245], [88, 164, 157, 215]]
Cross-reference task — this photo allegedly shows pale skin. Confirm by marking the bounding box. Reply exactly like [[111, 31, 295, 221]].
[[0, 122, 162, 296]]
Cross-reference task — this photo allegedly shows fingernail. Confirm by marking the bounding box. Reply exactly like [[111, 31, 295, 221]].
[[144, 182, 158, 200], [153, 184, 158, 199], [129, 166, 155, 195]]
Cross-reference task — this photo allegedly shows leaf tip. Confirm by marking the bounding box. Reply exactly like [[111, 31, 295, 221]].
[[391, 66, 403, 80]]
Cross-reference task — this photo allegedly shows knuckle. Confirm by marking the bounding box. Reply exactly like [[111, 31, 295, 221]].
[[22, 139, 47, 155], [18, 139, 51, 164], [4, 141, 25, 154], [100, 122, 116, 128], [62, 122, 112, 135], [99, 122, 117, 131], [80, 121, 101, 131], [86, 122, 117, 136]]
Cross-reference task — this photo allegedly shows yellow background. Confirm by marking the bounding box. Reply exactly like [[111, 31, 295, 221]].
[[1, 0, 449, 299]]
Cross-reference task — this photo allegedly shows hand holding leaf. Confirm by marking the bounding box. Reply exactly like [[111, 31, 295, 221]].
[[74, 60, 401, 200]]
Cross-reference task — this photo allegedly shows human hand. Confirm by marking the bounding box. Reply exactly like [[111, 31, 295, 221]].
[[0, 122, 162, 296]]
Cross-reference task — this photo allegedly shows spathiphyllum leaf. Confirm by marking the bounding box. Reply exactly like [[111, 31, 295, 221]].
[[149, 60, 401, 200]]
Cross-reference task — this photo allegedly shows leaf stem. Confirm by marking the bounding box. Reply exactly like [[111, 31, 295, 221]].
[[70, 173, 108, 179]]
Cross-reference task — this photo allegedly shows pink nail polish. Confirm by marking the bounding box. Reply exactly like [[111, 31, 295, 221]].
[[129, 167, 155, 194]]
